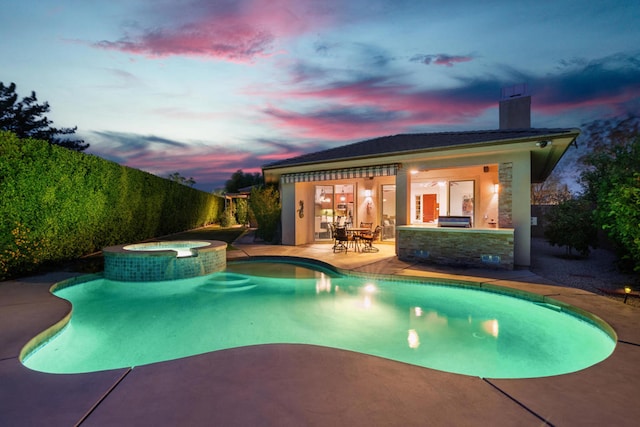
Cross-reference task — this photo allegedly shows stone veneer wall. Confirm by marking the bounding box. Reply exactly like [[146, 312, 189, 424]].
[[498, 162, 513, 228], [397, 227, 514, 269]]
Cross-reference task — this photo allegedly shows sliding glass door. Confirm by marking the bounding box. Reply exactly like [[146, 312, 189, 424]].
[[314, 184, 355, 240]]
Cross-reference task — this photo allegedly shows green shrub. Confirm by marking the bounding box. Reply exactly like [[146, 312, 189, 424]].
[[598, 173, 640, 271], [543, 198, 598, 257], [249, 186, 281, 243], [220, 207, 236, 228], [0, 131, 224, 279], [235, 198, 249, 225]]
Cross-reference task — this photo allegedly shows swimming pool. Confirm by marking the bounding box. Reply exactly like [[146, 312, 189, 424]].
[[21, 260, 616, 378]]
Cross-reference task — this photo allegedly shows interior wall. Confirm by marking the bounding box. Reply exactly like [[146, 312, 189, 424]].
[[408, 165, 499, 227]]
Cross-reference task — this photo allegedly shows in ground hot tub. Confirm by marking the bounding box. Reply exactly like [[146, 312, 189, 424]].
[[103, 240, 227, 282]]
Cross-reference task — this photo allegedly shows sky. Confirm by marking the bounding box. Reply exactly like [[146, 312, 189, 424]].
[[2, 0, 639, 191]]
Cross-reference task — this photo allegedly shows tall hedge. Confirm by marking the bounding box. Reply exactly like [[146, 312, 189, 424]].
[[0, 131, 224, 279]]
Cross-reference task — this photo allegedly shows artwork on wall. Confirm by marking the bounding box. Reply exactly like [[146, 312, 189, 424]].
[[462, 195, 474, 216]]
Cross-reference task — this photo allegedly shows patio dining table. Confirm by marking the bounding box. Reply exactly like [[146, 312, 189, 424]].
[[346, 227, 372, 252], [347, 227, 372, 234]]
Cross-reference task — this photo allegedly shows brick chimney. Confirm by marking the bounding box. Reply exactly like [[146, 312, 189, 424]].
[[499, 84, 531, 129]]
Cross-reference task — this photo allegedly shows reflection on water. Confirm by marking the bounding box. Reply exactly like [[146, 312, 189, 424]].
[[407, 329, 420, 349], [315, 272, 332, 294], [483, 319, 500, 338]]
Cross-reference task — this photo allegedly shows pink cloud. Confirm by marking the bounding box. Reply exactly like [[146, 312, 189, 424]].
[[95, 24, 274, 62], [535, 86, 640, 116], [125, 149, 259, 191], [87, 131, 266, 190], [292, 79, 491, 118], [93, 0, 333, 62], [257, 151, 305, 161], [261, 79, 494, 139]]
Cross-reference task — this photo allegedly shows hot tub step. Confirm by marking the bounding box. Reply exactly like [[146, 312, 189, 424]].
[[199, 273, 256, 292]]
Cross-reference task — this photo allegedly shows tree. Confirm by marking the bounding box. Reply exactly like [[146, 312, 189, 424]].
[[543, 198, 598, 257], [0, 82, 88, 151], [580, 117, 640, 271], [167, 172, 196, 187], [531, 174, 573, 205], [224, 169, 263, 193]]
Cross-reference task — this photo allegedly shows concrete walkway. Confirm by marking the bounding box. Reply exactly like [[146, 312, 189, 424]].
[[1, 238, 639, 426]]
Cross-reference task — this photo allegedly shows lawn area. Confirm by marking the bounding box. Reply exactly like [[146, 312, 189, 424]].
[[157, 225, 248, 248]]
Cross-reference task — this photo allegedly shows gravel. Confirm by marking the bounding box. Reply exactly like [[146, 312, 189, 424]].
[[530, 237, 639, 307]]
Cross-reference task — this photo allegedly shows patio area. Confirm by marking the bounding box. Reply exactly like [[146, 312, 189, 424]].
[[1, 232, 639, 426]]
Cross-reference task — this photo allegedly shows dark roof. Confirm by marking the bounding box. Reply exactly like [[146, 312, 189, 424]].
[[263, 128, 577, 169]]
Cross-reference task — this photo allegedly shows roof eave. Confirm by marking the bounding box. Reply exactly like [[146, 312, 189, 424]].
[[263, 129, 581, 178]]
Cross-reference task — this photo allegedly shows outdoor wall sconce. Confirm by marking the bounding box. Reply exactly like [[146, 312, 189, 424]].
[[536, 140, 552, 148], [364, 189, 373, 214], [493, 184, 500, 194]]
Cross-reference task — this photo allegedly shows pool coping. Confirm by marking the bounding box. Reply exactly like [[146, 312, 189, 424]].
[[1, 242, 640, 426]]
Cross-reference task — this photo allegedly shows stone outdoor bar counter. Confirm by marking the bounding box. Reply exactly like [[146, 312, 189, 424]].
[[396, 226, 515, 269]]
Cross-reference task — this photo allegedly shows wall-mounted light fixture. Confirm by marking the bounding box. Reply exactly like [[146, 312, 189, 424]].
[[364, 189, 373, 214], [536, 140, 552, 148], [493, 184, 500, 194]]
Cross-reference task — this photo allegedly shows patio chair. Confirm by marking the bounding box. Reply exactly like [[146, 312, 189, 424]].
[[361, 226, 382, 253], [333, 226, 350, 253]]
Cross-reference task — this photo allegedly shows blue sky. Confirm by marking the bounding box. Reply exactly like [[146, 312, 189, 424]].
[[2, 0, 639, 191]]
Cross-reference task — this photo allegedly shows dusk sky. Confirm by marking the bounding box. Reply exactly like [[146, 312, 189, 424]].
[[2, 1, 639, 191]]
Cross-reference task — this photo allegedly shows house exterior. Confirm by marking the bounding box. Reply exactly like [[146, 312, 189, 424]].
[[262, 94, 579, 269]]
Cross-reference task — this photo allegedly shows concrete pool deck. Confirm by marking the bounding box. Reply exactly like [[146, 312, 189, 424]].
[[1, 238, 639, 426]]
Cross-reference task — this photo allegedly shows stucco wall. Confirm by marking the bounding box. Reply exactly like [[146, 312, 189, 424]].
[[280, 182, 297, 245], [508, 152, 532, 266]]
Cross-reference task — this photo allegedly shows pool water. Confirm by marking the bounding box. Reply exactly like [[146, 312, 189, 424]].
[[22, 261, 616, 378], [123, 241, 211, 257]]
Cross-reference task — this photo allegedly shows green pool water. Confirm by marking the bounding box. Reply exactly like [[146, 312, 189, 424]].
[[22, 261, 616, 378]]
